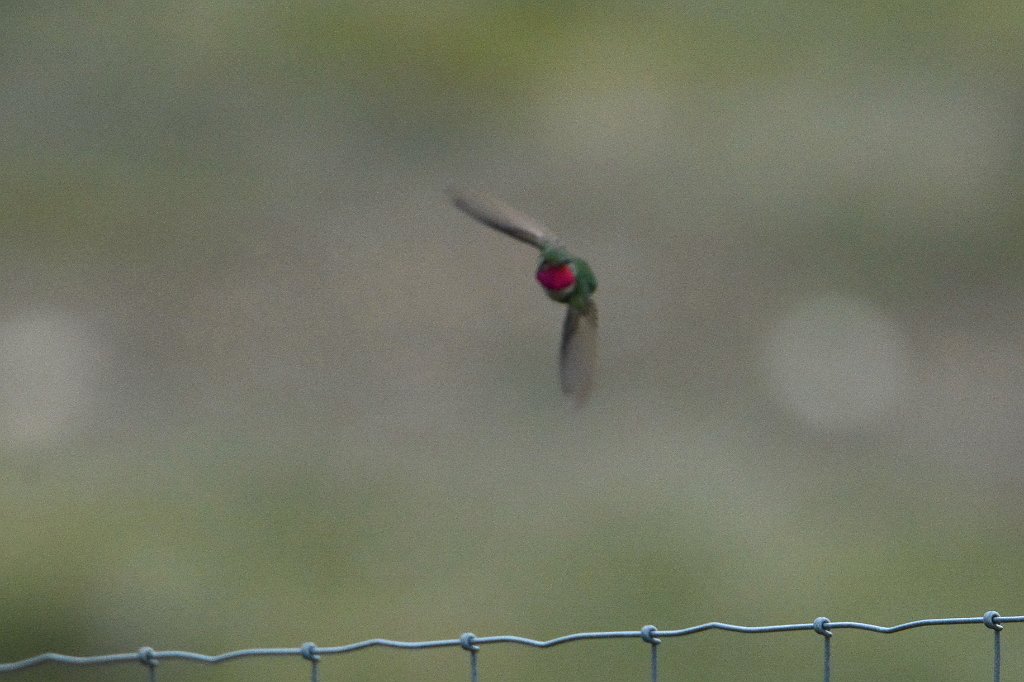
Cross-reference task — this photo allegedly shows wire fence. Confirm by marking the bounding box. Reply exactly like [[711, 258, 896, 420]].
[[0, 611, 1017, 682]]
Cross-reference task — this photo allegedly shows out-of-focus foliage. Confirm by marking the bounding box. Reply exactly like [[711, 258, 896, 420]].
[[2, 2, 1023, 680]]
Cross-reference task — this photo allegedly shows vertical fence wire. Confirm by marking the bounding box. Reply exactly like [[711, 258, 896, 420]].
[[301, 643, 320, 682], [822, 632, 832, 682], [137, 647, 157, 682], [984, 611, 1002, 682], [994, 628, 1001, 682], [460, 632, 479, 682], [813, 617, 832, 682], [640, 625, 660, 682]]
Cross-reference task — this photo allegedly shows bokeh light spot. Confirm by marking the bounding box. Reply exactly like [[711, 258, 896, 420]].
[[763, 294, 911, 430]]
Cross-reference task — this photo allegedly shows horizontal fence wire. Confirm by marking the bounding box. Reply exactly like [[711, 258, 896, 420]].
[[0, 611, 1018, 682]]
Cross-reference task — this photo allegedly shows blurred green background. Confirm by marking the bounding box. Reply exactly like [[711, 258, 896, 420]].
[[2, 2, 1023, 680]]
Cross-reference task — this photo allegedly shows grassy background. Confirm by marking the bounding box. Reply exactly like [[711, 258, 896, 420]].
[[2, 2, 1023, 680]]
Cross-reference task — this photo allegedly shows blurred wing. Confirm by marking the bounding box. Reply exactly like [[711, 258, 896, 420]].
[[559, 300, 598, 405], [449, 189, 553, 249]]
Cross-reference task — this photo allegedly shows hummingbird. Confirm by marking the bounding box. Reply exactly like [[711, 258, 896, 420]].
[[450, 189, 598, 404]]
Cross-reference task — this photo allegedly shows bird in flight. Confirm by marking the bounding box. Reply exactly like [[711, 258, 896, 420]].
[[450, 190, 598, 404]]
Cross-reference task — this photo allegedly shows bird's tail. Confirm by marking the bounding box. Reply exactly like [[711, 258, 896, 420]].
[[560, 299, 597, 405]]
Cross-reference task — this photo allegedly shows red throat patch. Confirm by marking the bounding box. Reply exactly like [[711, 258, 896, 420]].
[[536, 263, 576, 292]]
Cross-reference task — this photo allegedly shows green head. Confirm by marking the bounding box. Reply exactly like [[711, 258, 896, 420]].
[[540, 243, 572, 265]]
